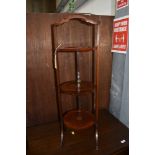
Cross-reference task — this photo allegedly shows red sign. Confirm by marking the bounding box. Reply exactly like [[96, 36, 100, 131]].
[[111, 16, 129, 54], [117, 0, 128, 10]]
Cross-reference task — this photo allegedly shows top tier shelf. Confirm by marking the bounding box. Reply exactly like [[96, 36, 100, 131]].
[[57, 46, 97, 52]]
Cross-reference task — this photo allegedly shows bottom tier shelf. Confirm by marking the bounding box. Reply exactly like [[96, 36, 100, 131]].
[[63, 110, 95, 130]]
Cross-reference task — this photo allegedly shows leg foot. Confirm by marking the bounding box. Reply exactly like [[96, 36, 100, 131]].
[[60, 125, 64, 146], [95, 125, 99, 150]]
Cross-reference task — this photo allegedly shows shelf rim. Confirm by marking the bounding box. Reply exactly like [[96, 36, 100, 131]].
[[60, 80, 96, 95], [57, 46, 98, 52], [63, 109, 95, 130]]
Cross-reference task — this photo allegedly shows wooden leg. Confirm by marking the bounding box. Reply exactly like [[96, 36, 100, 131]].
[[59, 94, 64, 147], [55, 79, 64, 147], [94, 91, 99, 150], [92, 92, 95, 113], [94, 89, 99, 150], [60, 122, 64, 146], [95, 123, 99, 150]]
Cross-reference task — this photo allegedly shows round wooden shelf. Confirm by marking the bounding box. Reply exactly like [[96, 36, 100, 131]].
[[64, 110, 95, 130], [60, 81, 95, 95], [57, 46, 97, 52]]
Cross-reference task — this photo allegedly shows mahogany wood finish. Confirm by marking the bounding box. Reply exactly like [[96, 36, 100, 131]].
[[60, 81, 95, 94], [57, 47, 97, 52], [52, 14, 99, 25], [52, 16, 99, 149], [27, 109, 129, 155], [63, 110, 95, 130], [26, 13, 113, 127]]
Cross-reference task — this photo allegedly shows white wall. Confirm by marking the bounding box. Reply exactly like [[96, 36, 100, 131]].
[[75, 0, 115, 15], [62, 0, 70, 12], [109, 2, 129, 127], [62, 0, 115, 16], [56, 0, 61, 8]]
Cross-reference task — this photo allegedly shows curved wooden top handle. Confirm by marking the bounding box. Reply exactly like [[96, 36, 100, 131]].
[[52, 14, 99, 26]]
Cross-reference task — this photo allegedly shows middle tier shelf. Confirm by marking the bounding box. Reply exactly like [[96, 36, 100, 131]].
[[57, 46, 97, 52], [60, 81, 95, 95]]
